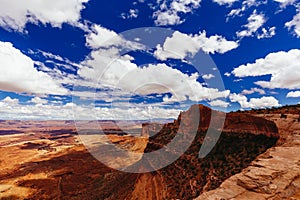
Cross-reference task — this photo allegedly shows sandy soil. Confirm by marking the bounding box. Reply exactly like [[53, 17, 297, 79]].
[[0, 120, 148, 199]]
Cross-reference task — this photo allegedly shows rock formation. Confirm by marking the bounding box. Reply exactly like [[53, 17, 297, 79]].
[[141, 123, 164, 137], [129, 104, 279, 199], [196, 105, 300, 200]]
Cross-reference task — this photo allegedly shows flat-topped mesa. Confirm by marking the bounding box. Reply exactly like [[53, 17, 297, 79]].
[[224, 112, 279, 137], [176, 104, 212, 133], [175, 104, 279, 138]]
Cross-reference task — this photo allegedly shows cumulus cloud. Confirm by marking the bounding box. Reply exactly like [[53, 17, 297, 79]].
[[285, 9, 300, 37], [232, 49, 300, 89], [213, 0, 238, 6], [230, 93, 280, 108], [208, 99, 230, 107], [153, 0, 202, 26], [79, 26, 231, 104], [153, 10, 182, 26], [0, 41, 68, 95], [85, 25, 119, 49], [120, 64, 230, 101], [0, 97, 182, 120], [243, 0, 262, 7], [79, 47, 138, 83], [2, 96, 19, 104], [228, 7, 245, 18], [154, 31, 239, 61], [224, 72, 231, 77], [247, 96, 280, 108], [287, 91, 300, 98], [121, 9, 139, 19], [202, 74, 215, 80], [0, 0, 89, 31], [227, 0, 267, 20], [257, 27, 276, 39], [241, 87, 266, 95], [80, 52, 230, 102], [273, 0, 296, 8], [30, 97, 48, 105], [85, 24, 144, 50], [236, 10, 266, 38]]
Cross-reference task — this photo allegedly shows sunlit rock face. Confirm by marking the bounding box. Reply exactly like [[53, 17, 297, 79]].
[[131, 104, 279, 200]]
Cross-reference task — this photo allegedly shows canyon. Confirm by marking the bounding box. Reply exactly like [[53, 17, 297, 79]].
[[0, 104, 298, 199]]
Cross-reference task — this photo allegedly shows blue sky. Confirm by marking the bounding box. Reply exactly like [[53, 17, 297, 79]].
[[0, 0, 300, 120]]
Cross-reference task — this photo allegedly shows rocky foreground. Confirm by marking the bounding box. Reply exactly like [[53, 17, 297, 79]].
[[196, 107, 300, 200]]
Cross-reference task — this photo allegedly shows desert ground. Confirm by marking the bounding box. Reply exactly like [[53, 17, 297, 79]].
[[0, 105, 299, 199], [0, 120, 149, 199]]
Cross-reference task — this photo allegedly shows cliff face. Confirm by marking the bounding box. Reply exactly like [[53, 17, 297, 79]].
[[223, 113, 278, 137], [175, 104, 278, 136], [132, 105, 279, 199], [196, 110, 300, 200]]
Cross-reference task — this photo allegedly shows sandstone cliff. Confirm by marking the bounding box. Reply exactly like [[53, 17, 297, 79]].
[[196, 106, 300, 200], [130, 104, 279, 199]]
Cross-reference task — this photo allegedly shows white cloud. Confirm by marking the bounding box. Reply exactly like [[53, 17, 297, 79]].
[[230, 93, 280, 108], [257, 27, 276, 39], [208, 99, 229, 107], [120, 64, 230, 101], [121, 9, 139, 19], [85, 24, 144, 50], [2, 96, 19, 104], [153, 10, 182, 26], [0, 97, 182, 120], [224, 72, 231, 77], [241, 88, 266, 95], [232, 49, 300, 89], [243, 0, 262, 7], [227, 1, 267, 20], [236, 10, 266, 38], [154, 31, 239, 61], [233, 78, 242, 82], [30, 97, 48, 105], [36, 50, 81, 70], [229, 93, 248, 107], [79, 47, 138, 82], [129, 9, 139, 18], [153, 0, 202, 26], [0, 41, 68, 95], [80, 52, 230, 102], [247, 96, 280, 108], [287, 91, 300, 98], [273, 0, 296, 8], [228, 7, 245, 18], [285, 9, 300, 37], [213, 0, 238, 6], [85, 25, 119, 49], [78, 25, 230, 107], [202, 74, 215, 80], [0, 0, 89, 31]]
